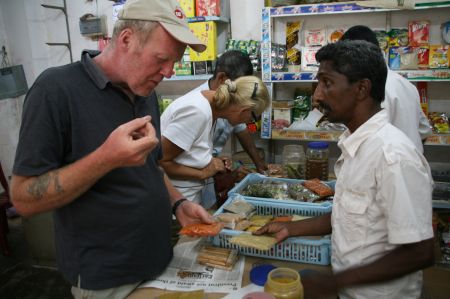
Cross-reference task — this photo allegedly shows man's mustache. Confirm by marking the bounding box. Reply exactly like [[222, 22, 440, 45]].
[[319, 102, 331, 111]]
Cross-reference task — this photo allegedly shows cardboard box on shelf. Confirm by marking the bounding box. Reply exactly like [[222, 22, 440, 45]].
[[178, 0, 195, 18], [196, 0, 220, 17], [189, 21, 217, 61]]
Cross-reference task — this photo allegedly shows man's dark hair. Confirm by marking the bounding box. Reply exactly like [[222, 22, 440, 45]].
[[340, 25, 380, 48], [212, 50, 253, 80], [316, 40, 387, 103]]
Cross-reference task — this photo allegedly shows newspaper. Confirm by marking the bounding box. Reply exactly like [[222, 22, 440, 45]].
[[139, 238, 245, 293]]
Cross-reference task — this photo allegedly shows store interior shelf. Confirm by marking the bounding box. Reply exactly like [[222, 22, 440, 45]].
[[271, 130, 450, 145], [187, 16, 229, 23], [163, 74, 211, 81], [433, 201, 450, 209], [425, 134, 450, 146], [267, 1, 450, 17], [271, 129, 343, 141], [268, 69, 450, 82]]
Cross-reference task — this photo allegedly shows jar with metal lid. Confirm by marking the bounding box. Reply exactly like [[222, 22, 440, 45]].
[[305, 141, 329, 181], [264, 268, 303, 299]]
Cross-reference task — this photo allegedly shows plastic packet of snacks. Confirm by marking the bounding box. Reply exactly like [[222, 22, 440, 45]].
[[374, 30, 389, 50], [304, 28, 326, 47], [429, 45, 450, 69], [408, 20, 430, 46], [327, 28, 345, 44], [414, 46, 430, 69], [428, 112, 449, 133], [301, 46, 320, 71], [389, 47, 419, 70], [388, 28, 409, 47]]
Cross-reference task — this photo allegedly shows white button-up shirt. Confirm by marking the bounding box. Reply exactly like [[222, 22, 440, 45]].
[[332, 109, 433, 299], [383, 70, 432, 154]]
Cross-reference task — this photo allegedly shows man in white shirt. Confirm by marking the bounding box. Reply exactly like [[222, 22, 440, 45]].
[[255, 40, 434, 299], [341, 25, 432, 153]]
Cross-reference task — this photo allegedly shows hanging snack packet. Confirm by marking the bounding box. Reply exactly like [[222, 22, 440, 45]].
[[389, 47, 401, 70], [429, 45, 450, 69], [399, 47, 419, 69], [304, 28, 326, 47], [389, 28, 409, 47], [409, 20, 430, 46], [416, 46, 430, 69], [374, 30, 389, 50]]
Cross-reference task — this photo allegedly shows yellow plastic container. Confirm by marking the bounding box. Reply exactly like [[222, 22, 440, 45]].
[[264, 268, 304, 299]]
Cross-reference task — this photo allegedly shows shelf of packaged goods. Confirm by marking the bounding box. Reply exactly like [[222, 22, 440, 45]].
[[266, 1, 450, 17], [266, 69, 450, 83], [163, 74, 211, 81], [425, 134, 450, 145], [270, 130, 450, 145], [433, 201, 450, 209], [395, 69, 450, 82], [271, 129, 343, 141], [187, 16, 229, 23]]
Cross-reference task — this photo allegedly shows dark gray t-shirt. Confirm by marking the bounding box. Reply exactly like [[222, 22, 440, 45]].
[[13, 51, 173, 290]]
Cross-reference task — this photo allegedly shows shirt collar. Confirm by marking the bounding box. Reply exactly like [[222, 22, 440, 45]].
[[338, 109, 389, 158], [81, 50, 110, 89]]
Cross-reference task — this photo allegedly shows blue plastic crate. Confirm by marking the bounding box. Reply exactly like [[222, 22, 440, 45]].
[[210, 195, 332, 265], [228, 173, 335, 206]]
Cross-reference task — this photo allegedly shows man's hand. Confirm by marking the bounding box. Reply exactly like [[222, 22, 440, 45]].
[[174, 200, 214, 227], [98, 116, 159, 168], [300, 270, 338, 299], [203, 157, 227, 178], [253, 221, 292, 243]]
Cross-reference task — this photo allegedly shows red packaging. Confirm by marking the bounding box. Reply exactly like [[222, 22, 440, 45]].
[[416, 82, 428, 116], [415, 46, 430, 69], [196, 0, 220, 17], [408, 20, 430, 46]]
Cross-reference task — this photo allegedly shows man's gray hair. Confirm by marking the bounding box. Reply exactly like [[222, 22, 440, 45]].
[[112, 20, 158, 46]]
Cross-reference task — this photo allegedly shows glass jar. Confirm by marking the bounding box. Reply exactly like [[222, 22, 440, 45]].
[[282, 145, 306, 179], [264, 268, 303, 299], [305, 141, 329, 181]]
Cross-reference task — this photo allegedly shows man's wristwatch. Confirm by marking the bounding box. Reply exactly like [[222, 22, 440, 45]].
[[172, 198, 188, 215]]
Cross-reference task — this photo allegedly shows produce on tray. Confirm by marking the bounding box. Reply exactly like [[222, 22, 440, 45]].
[[240, 178, 333, 202], [179, 222, 224, 237], [241, 181, 289, 199]]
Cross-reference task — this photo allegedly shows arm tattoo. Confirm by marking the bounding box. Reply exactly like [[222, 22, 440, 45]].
[[27, 171, 64, 199]]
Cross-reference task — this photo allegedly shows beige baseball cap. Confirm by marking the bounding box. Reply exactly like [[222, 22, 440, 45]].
[[118, 0, 206, 52]]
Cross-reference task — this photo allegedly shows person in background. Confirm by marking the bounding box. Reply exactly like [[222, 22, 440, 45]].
[[10, 1, 213, 298], [191, 50, 268, 173], [160, 76, 270, 206], [255, 40, 434, 299], [186, 50, 268, 208], [340, 25, 432, 153]]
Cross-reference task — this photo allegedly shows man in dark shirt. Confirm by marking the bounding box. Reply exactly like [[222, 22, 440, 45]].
[[10, 0, 213, 298]]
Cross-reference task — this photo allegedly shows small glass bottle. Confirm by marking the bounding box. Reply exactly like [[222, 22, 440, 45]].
[[282, 145, 306, 179], [264, 268, 303, 299], [305, 141, 329, 181]]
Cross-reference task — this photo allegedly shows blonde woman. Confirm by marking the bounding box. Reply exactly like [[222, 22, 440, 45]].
[[160, 76, 270, 204]]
